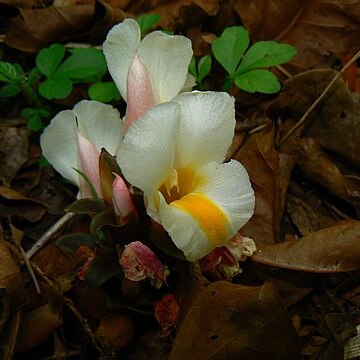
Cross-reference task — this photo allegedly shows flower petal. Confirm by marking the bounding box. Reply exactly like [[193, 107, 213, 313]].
[[158, 192, 215, 261], [125, 54, 157, 130], [77, 133, 102, 198], [157, 160, 254, 262], [112, 173, 136, 217], [173, 91, 236, 169], [195, 161, 255, 232], [138, 31, 193, 103], [117, 102, 180, 196], [103, 19, 141, 101], [74, 100, 123, 155], [40, 109, 79, 185]]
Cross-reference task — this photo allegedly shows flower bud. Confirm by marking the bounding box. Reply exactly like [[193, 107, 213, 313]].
[[119, 241, 169, 289]]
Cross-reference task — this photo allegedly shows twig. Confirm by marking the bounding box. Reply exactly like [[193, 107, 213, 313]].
[[248, 123, 268, 135], [26, 212, 75, 259], [65, 298, 103, 354], [278, 49, 360, 147], [19, 246, 41, 294]]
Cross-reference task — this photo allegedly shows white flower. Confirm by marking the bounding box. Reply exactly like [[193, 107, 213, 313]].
[[117, 91, 255, 261], [40, 100, 124, 198], [103, 19, 194, 130]]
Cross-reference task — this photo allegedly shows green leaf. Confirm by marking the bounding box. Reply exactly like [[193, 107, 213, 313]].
[[56, 233, 97, 255], [66, 198, 108, 215], [39, 76, 73, 99], [237, 41, 297, 74], [137, 13, 161, 33], [0, 84, 21, 97], [188, 56, 197, 78], [212, 26, 249, 76], [13, 63, 24, 77], [0, 62, 20, 83], [197, 55, 211, 82], [39, 156, 49, 167], [72, 168, 99, 200], [85, 250, 121, 287], [88, 81, 120, 103], [21, 108, 43, 131], [55, 48, 107, 80], [36, 44, 66, 77], [234, 69, 281, 94]]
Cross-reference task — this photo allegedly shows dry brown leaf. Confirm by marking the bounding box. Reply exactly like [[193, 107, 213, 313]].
[[269, 69, 360, 168], [286, 190, 336, 236], [16, 302, 63, 352], [0, 127, 28, 186], [252, 220, 360, 272], [5, 3, 94, 52], [169, 280, 302, 360], [232, 0, 360, 72], [0, 186, 47, 223], [233, 125, 280, 246], [294, 137, 360, 207], [0, 236, 26, 338]]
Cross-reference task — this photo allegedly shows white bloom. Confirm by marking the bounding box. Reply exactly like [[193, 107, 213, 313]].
[[103, 18, 194, 130], [117, 91, 255, 261], [40, 100, 124, 198]]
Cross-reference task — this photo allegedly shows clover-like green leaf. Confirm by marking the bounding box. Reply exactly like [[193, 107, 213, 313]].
[[36, 44, 66, 77], [39, 76, 73, 99], [197, 55, 212, 82], [88, 81, 120, 103], [236, 41, 297, 74], [55, 48, 107, 80], [234, 69, 281, 94], [137, 13, 161, 34], [212, 26, 249, 76]]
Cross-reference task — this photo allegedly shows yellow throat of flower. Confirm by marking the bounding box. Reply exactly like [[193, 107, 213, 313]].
[[159, 167, 230, 247]]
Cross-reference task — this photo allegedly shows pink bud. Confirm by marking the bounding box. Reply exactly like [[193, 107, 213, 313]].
[[119, 241, 168, 289], [112, 174, 137, 220], [77, 132, 102, 198], [125, 53, 157, 131]]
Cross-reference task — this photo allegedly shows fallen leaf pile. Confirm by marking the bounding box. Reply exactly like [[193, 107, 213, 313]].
[[1, 0, 360, 359]]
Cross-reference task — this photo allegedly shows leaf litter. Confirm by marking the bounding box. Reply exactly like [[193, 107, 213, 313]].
[[1, 1, 360, 359]]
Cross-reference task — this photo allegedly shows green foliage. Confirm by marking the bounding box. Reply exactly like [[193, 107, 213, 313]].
[[189, 55, 212, 90], [37, 46, 107, 100], [0, 43, 116, 131], [212, 27, 249, 76], [137, 13, 161, 33], [21, 107, 50, 131], [211, 26, 297, 93], [88, 81, 120, 103]]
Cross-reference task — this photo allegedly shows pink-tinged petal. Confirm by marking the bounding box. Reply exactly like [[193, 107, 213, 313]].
[[119, 241, 168, 289], [77, 133, 102, 198], [112, 173, 137, 219], [125, 54, 157, 131], [199, 246, 240, 281], [225, 233, 257, 261]]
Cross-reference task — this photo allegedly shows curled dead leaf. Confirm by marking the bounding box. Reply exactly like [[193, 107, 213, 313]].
[[252, 220, 360, 272], [233, 125, 280, 246]]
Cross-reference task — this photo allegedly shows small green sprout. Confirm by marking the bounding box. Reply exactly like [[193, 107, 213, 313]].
[[189, 55, 212, 90], [212, 26, 297, 93], [137, 13, 161, 34]]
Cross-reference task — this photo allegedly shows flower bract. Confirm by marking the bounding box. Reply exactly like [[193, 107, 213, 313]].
[[117, 91, 255, 261], [103, 19, 194, 129], [40, 100, 123, 198]]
